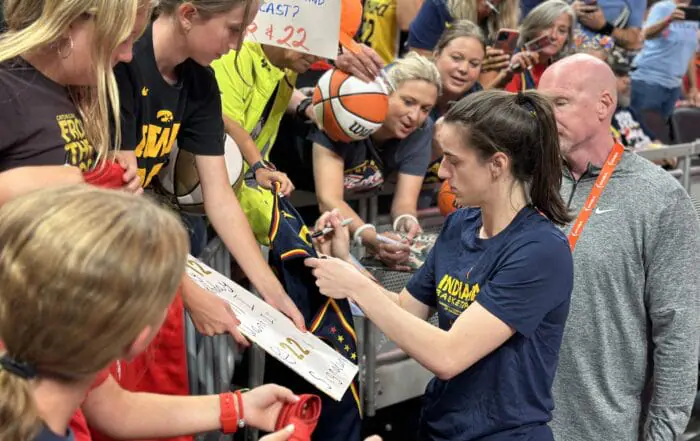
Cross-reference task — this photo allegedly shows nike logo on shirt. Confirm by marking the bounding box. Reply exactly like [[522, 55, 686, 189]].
[[595, 208, 616, 214]]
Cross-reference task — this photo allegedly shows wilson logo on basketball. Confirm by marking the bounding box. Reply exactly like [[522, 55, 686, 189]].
[[348, 122, 373, 138]]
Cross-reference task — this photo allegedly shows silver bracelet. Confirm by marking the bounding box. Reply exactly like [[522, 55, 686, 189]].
[[353, 223, 376, 246], [393, 214, 419, 232]]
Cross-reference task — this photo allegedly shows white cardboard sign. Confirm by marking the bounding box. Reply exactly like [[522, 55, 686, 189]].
[[186, 256, 358, 401], [245, 0, 341, 59]]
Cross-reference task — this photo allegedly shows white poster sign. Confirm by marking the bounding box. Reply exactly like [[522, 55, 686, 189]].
[[245, 0, 341, 59], [186, 256, 357, 401]]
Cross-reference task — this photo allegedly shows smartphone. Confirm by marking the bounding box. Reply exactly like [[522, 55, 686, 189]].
[[493, 29, 520, 54], [680, 6, 700, 21], [524, 34, 554, 53]]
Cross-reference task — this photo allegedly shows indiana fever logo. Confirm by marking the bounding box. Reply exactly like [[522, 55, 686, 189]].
[[435, 274, 480, 316], [57, 114, 94, 171], [134, 109, 181, 186]]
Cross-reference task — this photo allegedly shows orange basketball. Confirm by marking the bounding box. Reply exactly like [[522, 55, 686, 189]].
[[437, 180, 460, 216], [312, 69, 389, 143]]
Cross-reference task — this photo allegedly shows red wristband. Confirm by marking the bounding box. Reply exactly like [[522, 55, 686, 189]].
[[234, 390, 245, 430], [219, 392, 238, 434]]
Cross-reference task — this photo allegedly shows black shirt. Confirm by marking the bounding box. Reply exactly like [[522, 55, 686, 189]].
[[0, 58, 95, 172], [115, 24, 225, 187]]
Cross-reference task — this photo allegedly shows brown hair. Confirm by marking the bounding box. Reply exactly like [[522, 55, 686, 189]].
[[434, 19, 486, 56], [0, 185, 188, 441], [443, 89, 572, 226]]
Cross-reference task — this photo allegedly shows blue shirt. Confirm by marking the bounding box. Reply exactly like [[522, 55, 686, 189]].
[[406, 207, 573, 441], [631, 0, 699, 88], [576, 0, 646, 39], [408, 0, 453, 50], [35, 427, 74, 441]]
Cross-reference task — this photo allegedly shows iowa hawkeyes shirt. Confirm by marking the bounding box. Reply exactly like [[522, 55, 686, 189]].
[[115, 25, 224, 188], [0, 57, 95, 172]]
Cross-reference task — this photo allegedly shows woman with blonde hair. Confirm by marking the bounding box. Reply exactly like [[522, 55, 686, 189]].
[[0, 0, 147, 200], [275, 52, 441, 270], [0, 185, 305, 441]]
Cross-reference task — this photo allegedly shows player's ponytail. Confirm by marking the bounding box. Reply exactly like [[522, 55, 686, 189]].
[[442, 89, 572, 226], [517, 91, 572, 226]]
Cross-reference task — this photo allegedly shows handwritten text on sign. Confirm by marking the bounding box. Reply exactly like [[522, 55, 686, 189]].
[[245, 0, 341, 59], [186, 256, 358, 401]]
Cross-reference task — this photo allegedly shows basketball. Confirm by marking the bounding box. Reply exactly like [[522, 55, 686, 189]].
[[437, 180, 460, 216], [159, 134, 243, 214], [312, 69, 389, 143]]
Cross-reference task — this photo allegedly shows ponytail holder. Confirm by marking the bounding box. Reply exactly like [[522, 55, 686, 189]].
[[0, 354, 36, 380]]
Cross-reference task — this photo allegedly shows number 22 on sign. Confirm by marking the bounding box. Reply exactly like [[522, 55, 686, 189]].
[[246, 23, 309, 50]]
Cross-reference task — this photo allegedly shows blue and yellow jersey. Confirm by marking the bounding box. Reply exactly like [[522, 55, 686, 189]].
[[358, 0, 400, 64]]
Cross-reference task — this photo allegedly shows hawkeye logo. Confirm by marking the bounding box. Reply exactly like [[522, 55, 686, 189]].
[[141, 87, 149, 96], [157, 110, 174, 123], [436, 274, 480, 314]]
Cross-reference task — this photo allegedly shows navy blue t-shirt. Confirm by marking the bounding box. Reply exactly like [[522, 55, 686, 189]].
[[408, 0, 454, 51], [34, 426, 73, 441], [406, 207, 573, 441]]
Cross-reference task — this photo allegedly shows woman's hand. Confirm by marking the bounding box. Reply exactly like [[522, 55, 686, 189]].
[[335, 44, 384, 83], [242, 385, 300, 432], [255, 168, 295, 196], [305, 256, 373, 300], [481, 47, 511, 73], [394, 215, 422, 242], [312, 209, 351, 260], [509, 51, 540, 72], [114, 150, 143, 195], [374, 232, 411, 271]]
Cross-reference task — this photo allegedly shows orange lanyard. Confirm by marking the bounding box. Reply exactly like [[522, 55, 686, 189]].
[[567, 143, 625, 251]]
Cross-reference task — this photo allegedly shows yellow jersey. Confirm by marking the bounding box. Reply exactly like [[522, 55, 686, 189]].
[[358, 0, 400, 64]]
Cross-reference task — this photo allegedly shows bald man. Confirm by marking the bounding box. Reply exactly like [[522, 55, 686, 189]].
[[538, 53, 700, 441]]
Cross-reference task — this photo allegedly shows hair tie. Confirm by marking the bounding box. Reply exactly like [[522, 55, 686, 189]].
[[0, 354, 37, 380], [516, 92, 537, 117]]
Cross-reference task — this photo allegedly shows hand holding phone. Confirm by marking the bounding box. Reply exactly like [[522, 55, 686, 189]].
[[523, 34, 553, 53], [679, 6, 700, 22], [493, 28, 520, 55]]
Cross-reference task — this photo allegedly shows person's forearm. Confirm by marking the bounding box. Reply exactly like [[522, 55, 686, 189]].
[[0, 165, 84, 205], [318, 196, 382, 250], [643, 19, 671, 39], [349, 280, 454, 378], [612, 27, 642, 49], [223, 115, 262, 166], [343, 255, 400, 303], [205, 189, 281, 295], [688, 58, 698, 92], [287, 89, 309, 114]]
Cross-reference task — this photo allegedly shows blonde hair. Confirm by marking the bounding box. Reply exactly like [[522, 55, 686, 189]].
[[386, 52, 443, 96], [0, 0, 141, 163], [156, 0, 252, 18], [0, 185, 188, 441], [447, 0, 520, 40]]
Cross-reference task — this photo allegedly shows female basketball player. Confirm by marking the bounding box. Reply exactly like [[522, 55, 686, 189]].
[[0, 186, 304, 441], [425, 20, 485, 183], [0, 0, 146, 202], [307, 90, 575, 440]]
